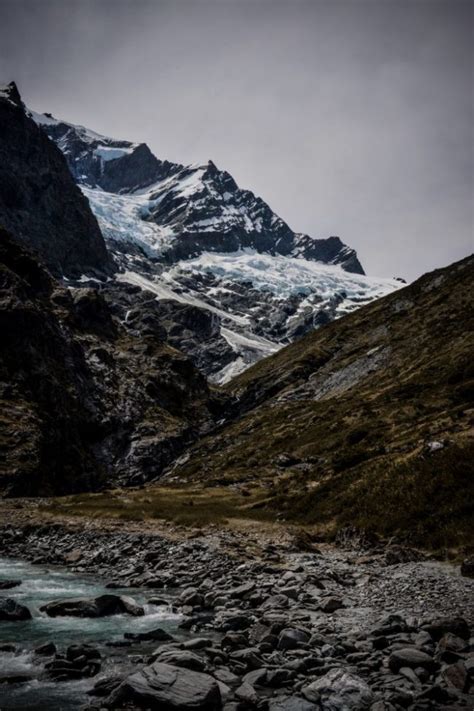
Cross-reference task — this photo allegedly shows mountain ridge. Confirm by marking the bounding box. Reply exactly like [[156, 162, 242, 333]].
[[25, 97, 405, 380], [31, 106, 365, 272], [162, 253, 474, 548]]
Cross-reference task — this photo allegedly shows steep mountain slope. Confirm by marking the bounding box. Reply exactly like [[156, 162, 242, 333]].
[[165, 255, 474, 548], [30, 106, 402, 379], [0, 228, 219, 496], [0, 83, 111, 278]]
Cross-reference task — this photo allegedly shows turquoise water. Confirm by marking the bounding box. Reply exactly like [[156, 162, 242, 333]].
[[0, 557, 182, 710]]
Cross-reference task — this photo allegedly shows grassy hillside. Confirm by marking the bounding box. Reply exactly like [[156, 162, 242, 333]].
[[165, 255, 474, 550]]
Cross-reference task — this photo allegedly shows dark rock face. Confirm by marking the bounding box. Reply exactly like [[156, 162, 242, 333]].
[[109, 661, 222, 711], [0, 229, 218, 495], [102, 283, 235, 377], [40, 594, 144, 618], [0, 82, 112, 278], [37, 116, 180, 193], [45, 643, 101, 681], [0, 597, 32, 621]]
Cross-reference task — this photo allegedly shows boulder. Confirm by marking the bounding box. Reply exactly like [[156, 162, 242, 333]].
[[441, 661, 468, 691], [179, 588, 204, 607], [0, 597, 32, 621], [0, 672, 33, 684], [108, 661, 222, 710], [229, 582, 255, 599], [40, 594, 144, 618], [35, 642, 56, 656], [460, 557, 474, 578], [63, 548, 82, 564], [278, 628, 310, 650], [320, 596, 345, 613], [45, 645, 101, 681], [422, 616, 470, 641], [388, 648, 436, 673], [87, 675, 122, 697], [436, 632, 468, 661], [66, 643, 101, 663], [125, 627, 175, 642], [260, 593, 289, 611], [154, 650, 206, 672], [303, 668, 374, 709], [235, 681, 258, 705], [0, 580, 21, 590]]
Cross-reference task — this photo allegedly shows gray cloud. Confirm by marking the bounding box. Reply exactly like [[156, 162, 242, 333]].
[[0, 0, 472, 279]]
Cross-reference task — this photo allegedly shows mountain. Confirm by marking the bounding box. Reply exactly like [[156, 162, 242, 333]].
[[0, 84, 471, 548], [30, 106, 402, 380], [28, 111, 364, 271], [0, 227, 219, 496], [0, 83, 111, 278], [163, 254, 474, 549]]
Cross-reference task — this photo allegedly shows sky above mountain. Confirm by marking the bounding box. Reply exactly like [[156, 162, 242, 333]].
[[0, 0, 472, 280]]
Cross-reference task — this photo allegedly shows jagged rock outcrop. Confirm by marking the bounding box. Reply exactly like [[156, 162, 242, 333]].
[[0, 82, 112, 278], [101, 282, 235, 377], [31, 109, 180, 193], [0, 228, 219, 495]]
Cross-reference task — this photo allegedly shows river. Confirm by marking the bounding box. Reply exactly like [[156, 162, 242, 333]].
[[0, 557, 182, 710]]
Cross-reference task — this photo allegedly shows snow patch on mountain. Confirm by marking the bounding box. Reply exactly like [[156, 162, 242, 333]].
[[177, 250, 398, 311], [82, 186, 175, 257], [94, 145, 136, 162], [117, 269, 251, 327], [28, 108, 129, 146]]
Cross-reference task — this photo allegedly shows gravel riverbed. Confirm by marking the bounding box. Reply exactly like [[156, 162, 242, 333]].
[[0, 517, 473, 711]]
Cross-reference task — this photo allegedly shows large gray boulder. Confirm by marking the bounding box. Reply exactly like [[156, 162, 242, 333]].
[[0, 597, 32, 621], [40, 594, 143, 618], [303, 668, 374, 710], [388, 647, 436, 673], [108, 661, 222, 710]]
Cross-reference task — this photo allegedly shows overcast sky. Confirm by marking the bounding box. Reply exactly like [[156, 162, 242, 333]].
[[0, 0, 472, 279]]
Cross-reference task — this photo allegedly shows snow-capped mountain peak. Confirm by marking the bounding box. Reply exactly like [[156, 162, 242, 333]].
[[29, 106, 402, 381], [27, 107, 180, 193]]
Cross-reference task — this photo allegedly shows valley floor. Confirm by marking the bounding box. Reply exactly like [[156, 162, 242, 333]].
[[0, 497, 473, 710]]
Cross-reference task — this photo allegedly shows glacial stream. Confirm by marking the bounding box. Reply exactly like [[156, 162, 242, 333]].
[[0, 557, 182, 710]]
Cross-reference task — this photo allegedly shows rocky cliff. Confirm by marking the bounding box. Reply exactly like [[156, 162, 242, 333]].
[[0, 82, 112, 278], [0, 228, 218, 495]]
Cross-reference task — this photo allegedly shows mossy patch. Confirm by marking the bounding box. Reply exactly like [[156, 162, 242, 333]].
[[42, 485, 275, 528]]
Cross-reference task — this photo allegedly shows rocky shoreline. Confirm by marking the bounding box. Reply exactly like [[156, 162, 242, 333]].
[[0, 518, 473, 710]]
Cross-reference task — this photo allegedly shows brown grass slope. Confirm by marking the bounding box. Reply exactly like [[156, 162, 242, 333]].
[[168, 255, 474, 549]]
